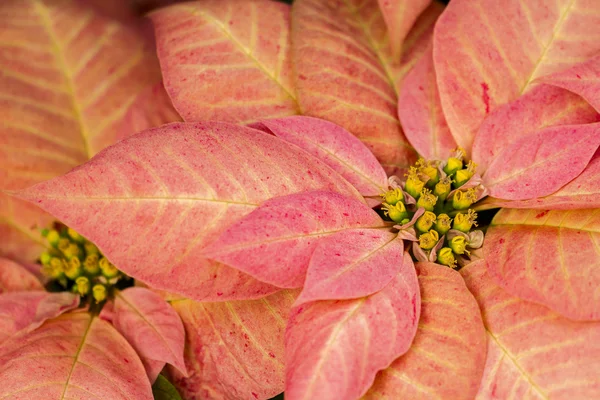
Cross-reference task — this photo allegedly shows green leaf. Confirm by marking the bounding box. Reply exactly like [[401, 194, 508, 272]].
[[152, 375, 182, 400]]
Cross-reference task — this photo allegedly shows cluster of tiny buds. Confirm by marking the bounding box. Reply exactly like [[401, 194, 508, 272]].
[[381, 148, 484, 268], [39, 226, 125, 303]]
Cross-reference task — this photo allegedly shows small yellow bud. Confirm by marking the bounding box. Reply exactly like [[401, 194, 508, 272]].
[[99, 257, 119, 278], [415, 211, 437, 233], [453, 210, 478, 233], [381, 188, 404, 206], [417, 159, 440, 187], [75, 276, 90, 296], [433, 177, 452, 201], [43, 257, 65, 279], [443, 157, 463, 176], [84, 242, 99, 255], [84, 254, 100, 275], [92, 284, 107, 303], [39, 252, 52, 266], [452, 188, 477, 210], [437, 247, 457, 268], [46, 230, 61, 247], [57, 238, 70, 253], [454, 160, 477, 188], [63, 243, 81, 260], [449, 236, 468, 255], [383, 202, 409, 223], [419, 230, 439, 250], [405, 167, 426, 199], [416, 188, 438, 212], [67, 228, 84, 243], [434, 214, 452, 235], [65, 257, 82, 279]]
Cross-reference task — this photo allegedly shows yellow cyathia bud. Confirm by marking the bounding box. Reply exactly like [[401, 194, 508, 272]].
[[383, 202, 409, 223], [39, 252, 52, 266], [433, 177, 452, 201], [84, 241, 99, 255], [437, 247, 457, 268], [417, 159, 440, 187], [381, 188, 404, 206], [46, 229, 61, 247], [452, 188, 478, 210], [434, 214, 452, 235], [419, 230, 439, 250], [415, 211, 437, 233], [99, 257, 119, 278], [449, 236, 469, 255], [67, 228, 84, 243], [63, 243, 81, 260], [443, 157, 463, 176], [75, 276, 90, 296], [454, 160, 477, 188], [65, 256, 82, 279], [453, 209, 478, 233], [43, 257, 65, 279], [92, 284, 107, 303], [84, 254, 100, 275], [57, 238, 71, 253], [416, 188, 438, 212], [405, 167, 426, 199]]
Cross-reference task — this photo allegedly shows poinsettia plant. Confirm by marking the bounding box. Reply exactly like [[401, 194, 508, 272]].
[[2, 0, 600, 399]]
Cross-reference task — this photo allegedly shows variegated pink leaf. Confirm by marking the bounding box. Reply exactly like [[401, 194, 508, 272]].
[[0, 313, 153, 399], [285, 266, 420, 400], [478, 151, 600, 210], [0, 0, 162, 263], [112, 287, 187, 378], [152, 0, 299, 124], [462, 260, 600, 399], [116, 82, 182, 142], [292, 0, 417, 174], [434, 0, 600, 152], [472, 85, 600, 172], [364, 262, 486, 400], [482, 123, 600, 200], [0, 291, 79, 344], [0, 257, 42, 293], [484, 208, 600, 321], [297, 229, 403, 305], [538, 53, 600, 114], [253, 116, 388, 196], [16, 122, 360, 301], [168, 290, 297, 400], [205, 191, 386, 288], [377, 0, 431, 60], [398, 45, 456, 159]]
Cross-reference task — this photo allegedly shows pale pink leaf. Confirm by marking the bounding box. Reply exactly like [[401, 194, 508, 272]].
[[364, 262, 486, 400], [204, 191, 386, 288], [0, 313, 153, 399], [292, 0, 417, 174], [151, 0, 299, 124], [478, 152, 600, 210], [398, 45, 456, 159], [434, 0, 600, 151], [482, 123, 600, 200], [112, 287, 187, 378], [16, 122, 360, 301], [168, 290, 297, 400], [395, 2, 445, 85], [285, 265, 420, 400], [538, 53, 600, 114], [0, 291, 79, 344], [462, 260, 600, 399], [297, 229, 404, 305], [0, 0, 162, 263], [484, 208, 600, 321], [254, 116, 388, 196], [377, 0, 431, 60], [0, 257, 42, 293], [472, 85, 600, 172], [116, 82, 182, 142]]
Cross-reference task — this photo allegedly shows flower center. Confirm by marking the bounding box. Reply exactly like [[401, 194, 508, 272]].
[[380, 148, 486, 268], [39, 224, 130, 305]]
